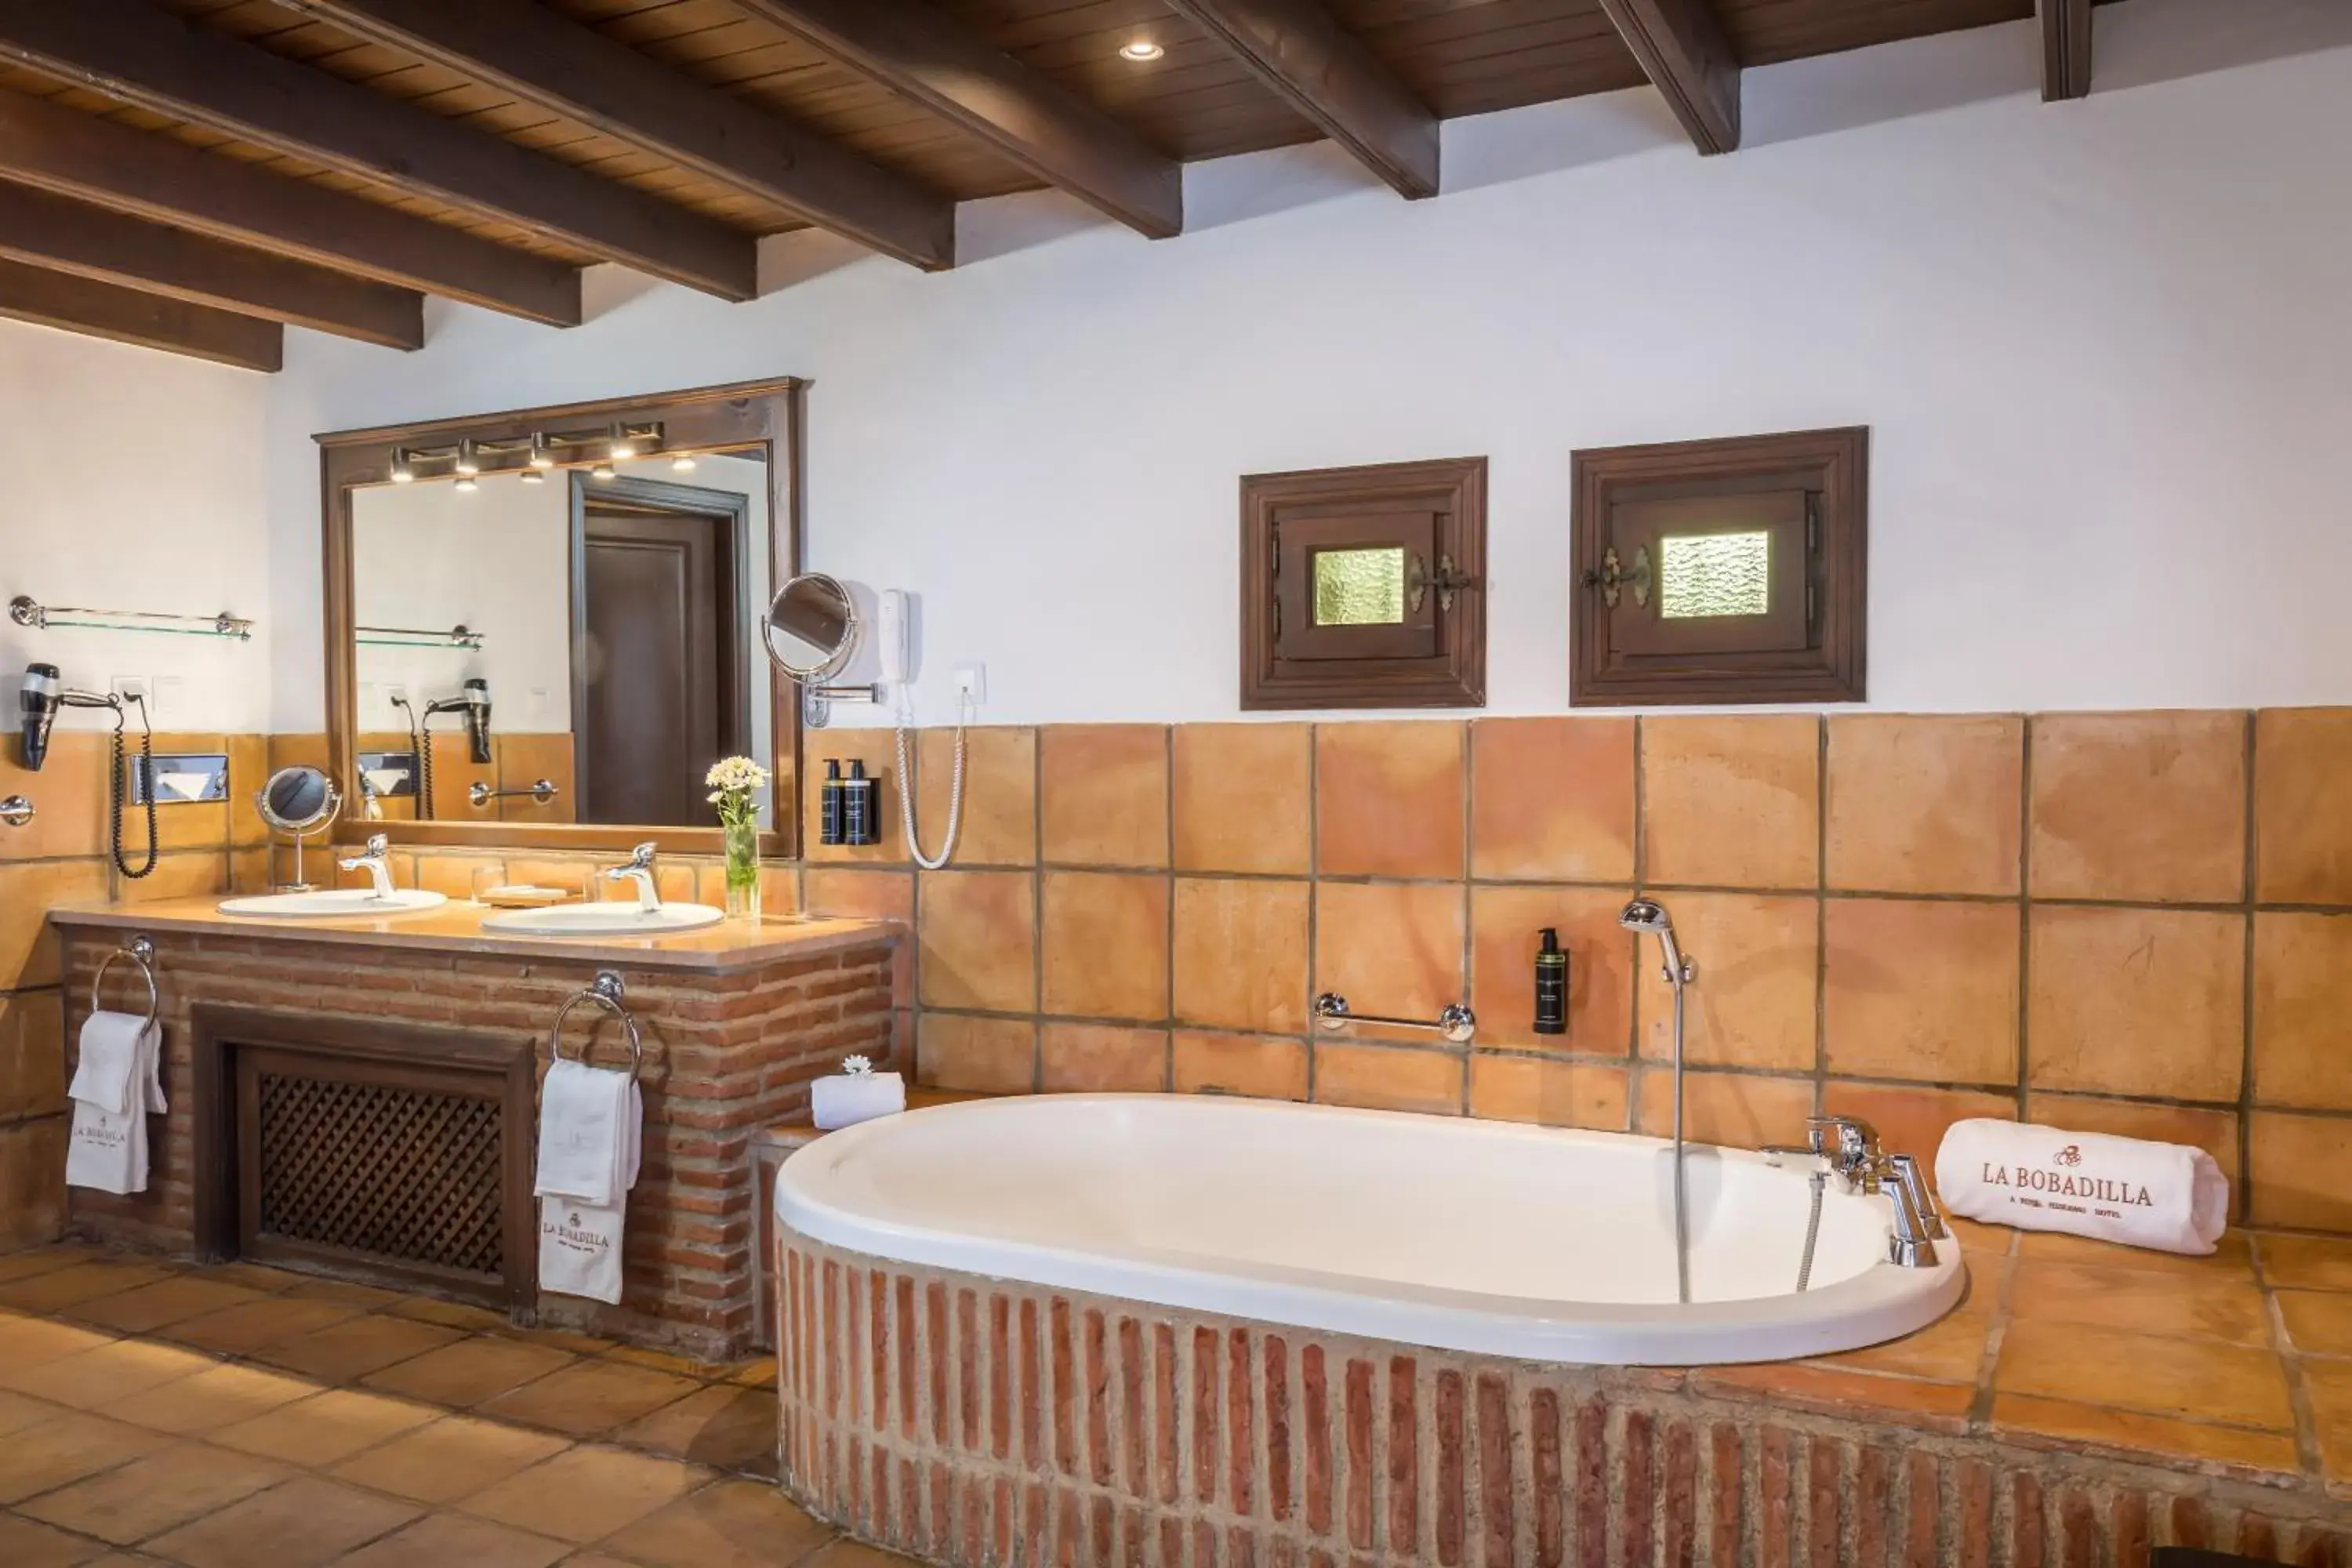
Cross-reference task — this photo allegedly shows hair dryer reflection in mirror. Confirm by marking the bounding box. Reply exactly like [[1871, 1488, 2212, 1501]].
[[426, 677, 493, 765]]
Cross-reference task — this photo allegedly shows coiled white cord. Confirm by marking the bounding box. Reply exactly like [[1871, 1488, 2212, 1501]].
[[894, 688, 971, 870]]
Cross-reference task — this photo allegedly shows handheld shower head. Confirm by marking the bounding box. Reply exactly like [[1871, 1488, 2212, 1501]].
[[1618, 897, 1689, 985]]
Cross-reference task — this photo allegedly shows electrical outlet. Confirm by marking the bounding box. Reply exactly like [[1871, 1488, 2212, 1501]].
[[382, 683, 409, 715], [109, 676, 151, 710], [152, 676, 183, 724], [953, 662, 986, 704]]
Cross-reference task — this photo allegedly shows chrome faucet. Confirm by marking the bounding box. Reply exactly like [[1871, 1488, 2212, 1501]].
[[1765, 1114, 1945, 1267], [337, 833, 397, 902], [602, 841, 662, 913], [1620, 897, 1696, 1305]]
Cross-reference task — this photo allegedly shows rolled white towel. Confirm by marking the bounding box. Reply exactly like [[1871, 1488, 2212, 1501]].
[[812, 1069, 905, 1131], [1935, 1118, 2228, 1255]]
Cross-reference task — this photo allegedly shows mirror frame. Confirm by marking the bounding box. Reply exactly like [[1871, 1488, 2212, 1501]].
[[317, 377, 804, 857]]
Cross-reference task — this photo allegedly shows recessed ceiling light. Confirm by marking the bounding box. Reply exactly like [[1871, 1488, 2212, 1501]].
[[1119, 38, 1163, 61]]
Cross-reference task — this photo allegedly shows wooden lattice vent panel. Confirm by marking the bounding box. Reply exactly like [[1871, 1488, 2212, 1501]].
[[255, 1073, 506, 1279]]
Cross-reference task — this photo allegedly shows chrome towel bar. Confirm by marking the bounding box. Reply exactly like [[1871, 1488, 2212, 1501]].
[[550, 970, 643, 1076], [1314, 992, 1476, 1045], [470, 779, 560, 808]]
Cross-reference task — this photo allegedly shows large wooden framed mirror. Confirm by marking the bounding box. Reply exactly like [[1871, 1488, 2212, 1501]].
[[318, 378, 803, 857]]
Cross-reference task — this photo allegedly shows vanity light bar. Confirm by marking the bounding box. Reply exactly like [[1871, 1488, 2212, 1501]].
[[383, 422, 665, 483]]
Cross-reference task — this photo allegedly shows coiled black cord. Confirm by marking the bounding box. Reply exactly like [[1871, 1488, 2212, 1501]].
[[108, 705, 158, 880]]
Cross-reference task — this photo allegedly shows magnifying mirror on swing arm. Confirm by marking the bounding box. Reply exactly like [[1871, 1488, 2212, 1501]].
[[763, 572, 877, 728]]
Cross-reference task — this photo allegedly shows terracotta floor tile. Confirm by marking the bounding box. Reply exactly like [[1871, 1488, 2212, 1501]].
[[2260, 1232, 2352, 1291], [209, 1385, 439, 1466], [20, 1442, 290, 1544], [0, 1312, 116, 1367], [183, 1261, 307, 1294], [360, 1336, 577, 1410], [381, 1295, 507, 1332], [252, 1313, 465, 1383], [65, 1278, 264, 1335], [158, 1297, 365, 1356], [328, 1415, 572, 1504], [597, 1343, 715, 1377], [1993, 1318, 2293, 1430], [334, 1511, 572, 1568], [2009, 1259, 2272, 1347], [802, 1542, 920, 1568], [0, 1262, 175, 1315], [0, 1387, 65, 1438], [0, 1512, 108, 1568], [1808, 1305, 1993, 1383], [612, 1383, 779, 1475], [1691, 1363, 1972, 1432], [595, 1475, 836, 1568], [2278, 1290, 2352, 1358], [97, 1362, 315, 1436], [280, 1278, 406, 1308], [145, 1475, 420, 1567], [459, 1446, 713, 1542], [2013, 1227, 2256, 1278], [1947, 1218, 2016, 1256], [0, 1411, 170, 1504], [1987, 1393, 2300, 1477], [726, 1358, 778, 1389], [2304, 1358, 2352, 1483], [0, 1338, 216, 1407], [0, 1247, 97, 1283], [476, 1358, 702, 1439]]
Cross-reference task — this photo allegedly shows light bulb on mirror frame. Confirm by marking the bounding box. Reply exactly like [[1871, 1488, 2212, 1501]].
[[670, 452, 697, 473], [607, 422, 638, 461], [388, 448, 416, 484], [517, 467, 545, 485], [526, 431, 555, 470], [453, 438, 481, 477], [453, 474, 479, 494], [590, 460, 617, 481]]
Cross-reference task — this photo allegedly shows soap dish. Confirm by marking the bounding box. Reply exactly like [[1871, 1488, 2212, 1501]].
[[477, 885, 574, 909]]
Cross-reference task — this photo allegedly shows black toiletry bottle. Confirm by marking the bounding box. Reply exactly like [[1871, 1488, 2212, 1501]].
[[819, 760, 845, 846], [1533, 926, 1569, 1035], [843, 760, 877, 846]]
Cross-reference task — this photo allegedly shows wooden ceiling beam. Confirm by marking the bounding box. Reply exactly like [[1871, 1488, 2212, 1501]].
[[1163, 0, 1437, 199], [0, 0, 755, 299], [2038, 0, 2092, 100], [0, 180, 422, 348], [0, 89, 578, 326], [731, 0, 1181, 239], [0, 257, 281, 371], [1593, 0, 1740, 154], [293, 0, 953, 272]]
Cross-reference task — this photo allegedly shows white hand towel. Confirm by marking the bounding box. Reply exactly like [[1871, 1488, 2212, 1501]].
[[533, 1059, 634, 1206], [1935, 1118, 2228, 1255], [811, 1070, 906, 1131], [67, 1011, 148, 1116], [539, 1196, 626, 1305]]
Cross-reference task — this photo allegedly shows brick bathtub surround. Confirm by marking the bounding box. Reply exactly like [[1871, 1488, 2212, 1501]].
[[775, 710, 2352, 1236], [53, 928, 892, 1358], [775, 1228, 2352, 1568]]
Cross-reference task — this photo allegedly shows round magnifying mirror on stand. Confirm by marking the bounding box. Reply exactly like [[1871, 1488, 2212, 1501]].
[[255, 765, 342, 891], [763, 573, 872, 727]]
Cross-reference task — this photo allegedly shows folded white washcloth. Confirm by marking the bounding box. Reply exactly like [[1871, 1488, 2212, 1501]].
[[811, 1069, 906, 1131], [67, 1011, 151, 1117], [1935, 1118, 2228, 1255], [533, 1059, 638, 1207], [539, 1196, 626, 1305]]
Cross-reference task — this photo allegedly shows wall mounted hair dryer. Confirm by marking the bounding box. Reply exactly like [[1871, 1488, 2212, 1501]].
[[15, 662, 158, 878], [426, 677, 493, 766]]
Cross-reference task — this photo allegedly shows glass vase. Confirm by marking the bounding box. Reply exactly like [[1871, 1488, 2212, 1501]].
[[723, 818, 761, 923]]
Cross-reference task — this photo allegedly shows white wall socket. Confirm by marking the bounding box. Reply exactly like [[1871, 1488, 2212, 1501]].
[[109, 676, 151, 709], [953, 662, 986, 703]]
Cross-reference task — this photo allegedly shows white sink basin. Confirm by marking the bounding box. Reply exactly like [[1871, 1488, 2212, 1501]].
[[477, 902, 726, 938], [217, 888, 448, 920]]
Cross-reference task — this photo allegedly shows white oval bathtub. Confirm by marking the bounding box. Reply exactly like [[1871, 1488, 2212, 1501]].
[[775, 1094, 1968, 1366]]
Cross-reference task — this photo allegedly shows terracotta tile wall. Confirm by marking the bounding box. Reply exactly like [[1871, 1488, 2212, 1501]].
[[0, 730, 270, 1250], [781, 710, 2352, 1236]]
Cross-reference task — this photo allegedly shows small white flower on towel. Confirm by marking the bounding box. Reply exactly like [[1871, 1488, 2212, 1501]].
[[841, 1054, 873, 1076]]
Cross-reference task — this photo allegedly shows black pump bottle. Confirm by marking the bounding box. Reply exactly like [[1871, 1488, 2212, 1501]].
[[1533, 927, 1568, 1036]]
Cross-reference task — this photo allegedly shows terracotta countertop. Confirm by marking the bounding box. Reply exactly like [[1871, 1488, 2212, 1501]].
[[48, 895, 902, 975]]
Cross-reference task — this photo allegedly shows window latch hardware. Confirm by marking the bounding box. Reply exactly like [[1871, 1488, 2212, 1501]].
[[1408, 554, 1478, 614], [1581, 545, 1651, 609]]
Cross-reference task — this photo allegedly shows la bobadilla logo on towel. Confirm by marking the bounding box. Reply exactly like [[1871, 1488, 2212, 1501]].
[[1980, 1145, 2156, 1218]]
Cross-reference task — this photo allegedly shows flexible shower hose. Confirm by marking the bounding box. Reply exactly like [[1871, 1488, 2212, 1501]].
[[894, 691, 971, 870]]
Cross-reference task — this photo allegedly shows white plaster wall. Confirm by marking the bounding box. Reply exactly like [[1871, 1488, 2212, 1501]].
[[77, 0, 2352, 732], [0, 320, 270, 735]]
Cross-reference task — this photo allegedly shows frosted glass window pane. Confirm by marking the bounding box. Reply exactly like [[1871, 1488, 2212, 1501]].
[[1659, 531, 1770, 619], [1312, 547, 1406, 626]]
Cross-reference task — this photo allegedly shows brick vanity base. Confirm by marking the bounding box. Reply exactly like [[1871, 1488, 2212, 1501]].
[[57, 928, 891, 1359], [775, 1229, 2352, 1568]]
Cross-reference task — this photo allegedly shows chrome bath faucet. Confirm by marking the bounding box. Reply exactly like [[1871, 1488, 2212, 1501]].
[[603, 842, 662, 912], [1766, 1114, 1947, 1268], [337, 833, 397, 902]]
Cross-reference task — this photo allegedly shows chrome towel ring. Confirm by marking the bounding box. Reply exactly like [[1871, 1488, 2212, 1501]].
[[549, 970, 643, 1076], [91, 935, 161, 1030]]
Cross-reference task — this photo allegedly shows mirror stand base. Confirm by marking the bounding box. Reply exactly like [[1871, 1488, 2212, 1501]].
[[803, 683, 881, 731]]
